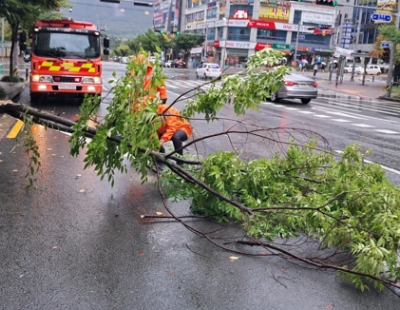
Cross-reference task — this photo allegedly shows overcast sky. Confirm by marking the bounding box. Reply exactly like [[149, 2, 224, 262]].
[[62, 0, 154, 38]]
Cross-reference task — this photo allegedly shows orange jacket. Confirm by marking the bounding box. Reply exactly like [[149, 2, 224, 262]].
[[142, 62, 167, 100], [157, 104, 192, 142]]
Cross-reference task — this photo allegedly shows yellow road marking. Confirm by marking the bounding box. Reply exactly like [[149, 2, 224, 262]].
[[7, 120, 24, 139]]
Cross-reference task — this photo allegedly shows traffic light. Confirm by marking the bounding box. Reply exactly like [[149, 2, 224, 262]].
[[382, 48, 390, 62], [155, 29, 164, 34], [176, 31, 180, 35]]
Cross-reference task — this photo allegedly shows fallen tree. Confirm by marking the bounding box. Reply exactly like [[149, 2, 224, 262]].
[[1, 49, 400, 296]]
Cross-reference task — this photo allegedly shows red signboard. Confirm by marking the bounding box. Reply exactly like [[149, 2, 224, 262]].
[[255, 43, 272, 50]]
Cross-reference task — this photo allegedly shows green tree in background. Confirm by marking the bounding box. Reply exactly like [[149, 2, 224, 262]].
[[0, 0, 69, 77]]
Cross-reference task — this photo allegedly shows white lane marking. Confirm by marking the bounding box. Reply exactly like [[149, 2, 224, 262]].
[[314, 110, 368, 120], [352, 123, 374, 128], [315, 98, 400, 117], [335, 150, 400, 175], [314, 114, 331, 118], [375, 129, 400, 134], [331, 119, 350, 122], [298, 111, 314, 114], [285, 107, 299, 111]]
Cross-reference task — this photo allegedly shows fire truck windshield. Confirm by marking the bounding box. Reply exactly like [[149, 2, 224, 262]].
[[33, 31, 101, 59]]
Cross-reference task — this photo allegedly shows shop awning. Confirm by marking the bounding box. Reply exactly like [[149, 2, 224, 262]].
[[190, 47, 203, 54]]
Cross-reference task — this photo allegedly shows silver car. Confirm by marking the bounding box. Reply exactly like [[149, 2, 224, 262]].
[[269, 72, 318, 104]]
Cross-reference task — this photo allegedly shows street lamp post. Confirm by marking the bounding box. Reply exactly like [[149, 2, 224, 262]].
[[294, 21, 303, 66]]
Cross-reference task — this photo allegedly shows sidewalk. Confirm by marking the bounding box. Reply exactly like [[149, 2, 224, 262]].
[[0, 59, 28, 141]]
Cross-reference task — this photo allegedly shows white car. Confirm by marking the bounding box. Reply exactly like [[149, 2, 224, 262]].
[[164, 60, 173, 68], [343, 65, 362, 73], [149, 56, 162, 65], [355, 65, 381, 75], [196, 63, 222, 79]]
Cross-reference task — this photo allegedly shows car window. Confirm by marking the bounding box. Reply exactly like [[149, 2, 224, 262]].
[[209, 65, 220, 69]]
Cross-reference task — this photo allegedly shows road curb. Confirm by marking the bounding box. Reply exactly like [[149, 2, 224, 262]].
[[0, 81, 27, 140]]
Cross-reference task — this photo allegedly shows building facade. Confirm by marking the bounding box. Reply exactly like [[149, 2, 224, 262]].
[[153, 0, 385, 67]]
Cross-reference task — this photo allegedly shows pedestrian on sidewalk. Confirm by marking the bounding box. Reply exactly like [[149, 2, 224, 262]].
[[321, 62, 326, 72], [313, 63, 318, 77]]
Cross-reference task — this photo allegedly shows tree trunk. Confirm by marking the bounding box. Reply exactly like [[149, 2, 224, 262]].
[[9, 22, 19, 77]]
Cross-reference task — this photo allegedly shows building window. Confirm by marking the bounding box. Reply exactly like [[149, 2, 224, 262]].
[[227, 27, 251, 41], [257, 29, 286, 42], [207, 28, 215, 41], [293, 10, 302, 25], [217, 27, 224, 40], [229, 5, 253, 19]]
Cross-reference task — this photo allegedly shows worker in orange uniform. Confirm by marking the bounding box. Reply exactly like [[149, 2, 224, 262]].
[[156, 104, 192, 162], [135, 54, 168, 103]]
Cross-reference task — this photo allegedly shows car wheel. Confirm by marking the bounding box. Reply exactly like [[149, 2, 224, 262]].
[[196, 72, 199, 79], [204, 73, 207, 79], [270, 91, 279, 103], [344, 69, 348, 73], [377, 72, 381, 75], [301, 99, 311, 104]]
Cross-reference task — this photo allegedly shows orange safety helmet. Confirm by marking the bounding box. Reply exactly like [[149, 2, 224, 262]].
[[136, 53, 152, 67]]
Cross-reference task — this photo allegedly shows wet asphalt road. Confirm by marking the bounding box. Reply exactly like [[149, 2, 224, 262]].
[[1, 62, 400, 309]]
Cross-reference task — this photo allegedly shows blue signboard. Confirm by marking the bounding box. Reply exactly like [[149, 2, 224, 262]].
[[299, 35, 305, 40], [371, 13, 392, 22], [381, 42, 390, 48]]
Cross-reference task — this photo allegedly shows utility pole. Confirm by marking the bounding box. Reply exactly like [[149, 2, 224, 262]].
[[1, 18, 4, 57], [294, 21, 303, 66], [384, 10, 400, 97]]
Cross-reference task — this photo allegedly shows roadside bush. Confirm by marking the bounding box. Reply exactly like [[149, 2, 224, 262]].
[[1, 75, 24, 82], [0, 85, 5, 99]]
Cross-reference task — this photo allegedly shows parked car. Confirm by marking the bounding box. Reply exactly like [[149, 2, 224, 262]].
[[196, 63, 222, 79], [343, 65, 363, 73], [173, 58, 187, 68], [23, 53, 31, 63], [120, 56, 128, 64], [268, 72, 318, 104], [149, 56, 162, 65], [164, 60, 173, 68], [355, 65, 381, 75]]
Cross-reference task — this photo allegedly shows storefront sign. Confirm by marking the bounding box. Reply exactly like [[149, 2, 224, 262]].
[[186, 11, 205, 25], [208, 1, 217, 8], [301, 12, 334, 24], [259, 7, 290, 22], [227, 19, 249, 27], [272, 43, 290, 50], [312, 48, 333, 53], [190, 47, 203, 54], [260, 0, 291, 7], [247, 20, 315, 33], [214, 40, 257, 49], [255, 42, 272, 50], [233, 9, 248, 19]]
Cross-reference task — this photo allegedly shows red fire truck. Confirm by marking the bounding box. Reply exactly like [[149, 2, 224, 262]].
[[30, 18, 109, 103]]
